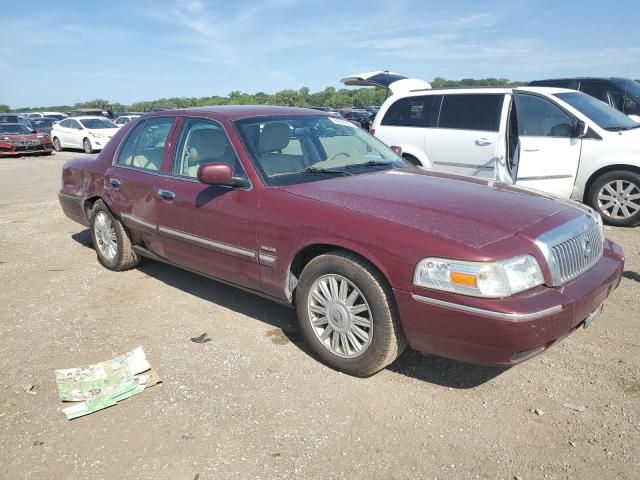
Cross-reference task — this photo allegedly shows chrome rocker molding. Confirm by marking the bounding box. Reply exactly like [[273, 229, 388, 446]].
[[158, 225, 256, 259], [411, 294, 563, 320], [121, 213, 156, 231]]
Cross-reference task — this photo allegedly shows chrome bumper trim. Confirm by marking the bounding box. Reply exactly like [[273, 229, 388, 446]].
[[411, 294, 563, 320]]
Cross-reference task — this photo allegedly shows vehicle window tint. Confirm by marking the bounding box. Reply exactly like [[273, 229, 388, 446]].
[[579, 82, 610, 104], [516, 94, 573, 137], [69, 120, 82, 129], [116, 121, 146, 167], [173, 118, 247, 181], [127, 117, 173, 171], [58, 119, 70, 128], [438, 94, 504, 131], [381, 95, 439, 127]]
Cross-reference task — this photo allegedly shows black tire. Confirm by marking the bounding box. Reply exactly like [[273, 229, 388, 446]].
[[295, 250, 406, 377], [83, 138, 93, 154], [89, 200, 139, 271], [588, 170, 640, 227], [402, 153, 421, 166], [52, 137, 62, 152]]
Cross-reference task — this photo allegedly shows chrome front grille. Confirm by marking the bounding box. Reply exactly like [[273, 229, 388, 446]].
[[535, 212, 604, 286]]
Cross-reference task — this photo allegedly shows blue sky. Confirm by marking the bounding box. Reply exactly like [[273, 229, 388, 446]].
[[2, 0, 639, 108]]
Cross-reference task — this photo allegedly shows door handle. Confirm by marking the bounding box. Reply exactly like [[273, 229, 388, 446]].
[[158, 189, 175, 201], [109, 177, 121, 188], [523, 148, 539, 152], [475, 138, 493, 146]]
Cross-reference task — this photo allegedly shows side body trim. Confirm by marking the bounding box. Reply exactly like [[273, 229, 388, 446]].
[[411, 294, 563, 320], [121, 213, 156, 231], [158, 225, 256, 259]]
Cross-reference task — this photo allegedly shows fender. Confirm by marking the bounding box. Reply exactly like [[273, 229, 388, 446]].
[[399, 144, 432, 169], [574, 152, 640, 201]]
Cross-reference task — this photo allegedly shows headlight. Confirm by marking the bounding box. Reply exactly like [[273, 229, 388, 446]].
[[1, 136, 13, 142], [36, 133, 50, 140], [414, 255, 544, 298]]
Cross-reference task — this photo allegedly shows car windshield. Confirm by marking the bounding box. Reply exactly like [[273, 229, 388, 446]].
[[610, 78, 640, 101], [235, 115, 407, 186], [0, 124, 31, 134], [80, 118, 116, 129], [555, 92, 640, 131], [31, 118, 55, 128]]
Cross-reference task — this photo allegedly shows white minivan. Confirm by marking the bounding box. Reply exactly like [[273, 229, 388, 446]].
[[350, 73, 640, 226]]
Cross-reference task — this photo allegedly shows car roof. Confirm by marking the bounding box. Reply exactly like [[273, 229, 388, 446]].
[[531, 77, 628, 82], [144, 105, 328, 120], [65, 116, 114, 121]]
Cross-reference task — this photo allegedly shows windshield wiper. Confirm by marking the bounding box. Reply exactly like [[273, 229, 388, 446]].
[[344, 160, 394, 169], [301, 166, 353, 176]]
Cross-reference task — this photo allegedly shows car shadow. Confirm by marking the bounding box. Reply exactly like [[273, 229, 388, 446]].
[[69, 229, 505, 388]]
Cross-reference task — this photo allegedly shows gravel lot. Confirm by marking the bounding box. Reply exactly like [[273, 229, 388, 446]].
[[1, 151, 639, 480]]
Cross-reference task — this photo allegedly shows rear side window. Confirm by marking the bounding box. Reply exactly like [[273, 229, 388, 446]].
[[116, 117, 174, 171], [438, 94, 504, 131], [381, 95, 440, 127], [579, 82, 610, 104]]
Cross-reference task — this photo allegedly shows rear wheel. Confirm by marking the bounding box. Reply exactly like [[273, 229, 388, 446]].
[[589, 170, 640, 227], [295, 250, 406, 377], [83, 138, 93, 154], [90, 200, 139, 271], [53, 137, 62, 152]]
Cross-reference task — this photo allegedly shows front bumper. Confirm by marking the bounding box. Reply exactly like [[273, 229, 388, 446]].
[[0, 142, 53, 156], [395, 240, 624, 366]]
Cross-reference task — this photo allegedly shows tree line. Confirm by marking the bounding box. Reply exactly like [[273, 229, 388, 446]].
[[3, 77, 536, 113]]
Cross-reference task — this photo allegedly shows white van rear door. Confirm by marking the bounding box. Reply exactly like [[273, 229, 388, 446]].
[[340, 71, 431, 95], [513, 91, 581, 198]]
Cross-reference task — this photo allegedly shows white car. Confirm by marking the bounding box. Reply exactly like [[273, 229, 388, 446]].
[[349, 72, 640, 226], [114, 115, 141, 128], [51, 116, 119, 153]]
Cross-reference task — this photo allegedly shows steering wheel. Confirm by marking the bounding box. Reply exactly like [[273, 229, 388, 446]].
[[329, 152, 351, 161]]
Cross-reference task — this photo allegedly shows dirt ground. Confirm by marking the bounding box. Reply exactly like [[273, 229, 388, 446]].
[[1, 151, 639, 480]]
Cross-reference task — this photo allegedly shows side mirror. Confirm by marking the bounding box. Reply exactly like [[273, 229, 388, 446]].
[[197, 163, 249, 188], [574, 120, 588, 138]]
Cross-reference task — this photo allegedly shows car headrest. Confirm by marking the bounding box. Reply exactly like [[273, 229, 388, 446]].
[[188, 128, 226, 163], [258, 123, 290, 153]]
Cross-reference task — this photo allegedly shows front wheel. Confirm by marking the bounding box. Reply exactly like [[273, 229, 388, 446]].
[[589, 170, 640, 227], [52, 137, 62, 152], [90, 200, 139, 271], [83, 138, 93, 154], [295, 250, 406, 377]]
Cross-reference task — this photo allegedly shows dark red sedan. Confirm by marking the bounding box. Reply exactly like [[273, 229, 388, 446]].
[[0, 123, 54, 156], [58, 106, 624, 376]]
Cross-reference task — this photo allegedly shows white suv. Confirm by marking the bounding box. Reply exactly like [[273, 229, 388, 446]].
[[357, 75, 640, 226]]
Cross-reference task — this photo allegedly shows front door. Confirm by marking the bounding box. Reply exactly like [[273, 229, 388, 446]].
[[425, 93, 505, 179], [103, 116, 176, 257], [513, 92, 582, 198], [155, 116, 261, 291]]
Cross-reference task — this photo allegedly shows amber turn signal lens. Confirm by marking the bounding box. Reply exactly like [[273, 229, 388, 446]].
[[450, 271, 478, 287]]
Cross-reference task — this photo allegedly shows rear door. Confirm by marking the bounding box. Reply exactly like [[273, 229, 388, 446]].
[[67, 119, 84, 148], [155, 116, 261, 290], [103, 117, 176, 257], [512, 92, 581, 198], [425, 93, 505, 179]]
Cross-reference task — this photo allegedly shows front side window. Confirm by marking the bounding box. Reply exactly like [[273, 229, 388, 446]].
[[116, 117, 174, 171], [235, 115, 407, 186], [438, 94, 504, 131], [173, 118, 247, 181], [516, 94, 573, 137], [381, 95, 440, 127]]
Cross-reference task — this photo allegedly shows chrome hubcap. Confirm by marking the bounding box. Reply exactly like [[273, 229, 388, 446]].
[[307, 274, 372, 358], [94, 211, 117, 261], [598, 180, 640, 219]]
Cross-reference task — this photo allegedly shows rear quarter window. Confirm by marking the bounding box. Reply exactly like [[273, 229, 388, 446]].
[[381, 95, 440, 127], [438, 94, 504, 131]]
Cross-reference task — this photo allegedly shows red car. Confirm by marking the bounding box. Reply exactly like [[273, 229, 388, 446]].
[[0, 123, 54, 156], [58, 107, 624, 376]]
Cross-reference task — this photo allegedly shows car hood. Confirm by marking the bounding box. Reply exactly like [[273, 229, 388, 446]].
[[279, 168, 582, 249], [2, 133, 41, 142], [88, 128, 119, 137]]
